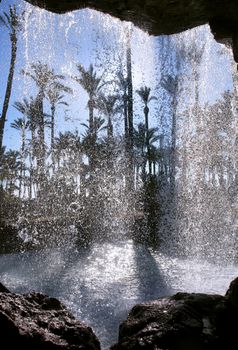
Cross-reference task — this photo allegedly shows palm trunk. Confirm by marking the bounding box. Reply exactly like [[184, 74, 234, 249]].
[[22, 129, 26, 196], [126, 30, 134, 192], [29, 162, 33, 200], [19, 130, 25, 198], [29, 129, 35, 199], [123, 92, 128, 138], [51, 104, 55, 171], [36, 92, 45, 193], [107, 116, 113, 140], [170, 96, 177, 192], [18, 176, 22, 198], [88, 98, 95, 174], [144, 105, 152, 176], [0, 34, 17, 152], [88, 99, 94, 133]]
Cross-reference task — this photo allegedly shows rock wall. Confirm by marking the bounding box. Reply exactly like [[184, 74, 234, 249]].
[[26, 0, 238, 61]]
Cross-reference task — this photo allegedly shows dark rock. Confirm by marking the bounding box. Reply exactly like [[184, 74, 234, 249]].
[[111, 278, 238, 350], [0, 282, 10, 293], [225, 276, 238, 309], [26, 0, 238, 62], [0, 290, 101, 350]]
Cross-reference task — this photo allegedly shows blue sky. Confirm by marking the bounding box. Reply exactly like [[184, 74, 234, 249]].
[[0, 0, 234, 151]]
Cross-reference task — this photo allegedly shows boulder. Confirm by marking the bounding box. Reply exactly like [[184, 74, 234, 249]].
[[0, 287, 101, 350], [111, 277, 238, 350], [26, 0, 238, 62]]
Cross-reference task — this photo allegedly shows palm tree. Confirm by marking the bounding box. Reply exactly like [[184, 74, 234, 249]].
[[161, 75, 179, 191], [53, 131, 84, 195], [2, 150, 21, 195], [0, 146, 7, 188], [54, 131, 81, 169], [179, 41, 205, 122], [73, 64, 105, 134], [149, 145, 161, 175], [54, 132, 69, 169], [126, 29, 133, 150], [10, 117, 29, 197], [115, 69, 128, 137], [134, 123, 147, 184], [97, 94, 121, 140], [126, 29, 134, 184], [22, 62, 67, 186], [134, 123, 160, 182], [146, 128, 160, 174], [13, 97, 39, 142], [46, 84, 72, 170], [13, 96, 49, 196], [188, 42, 205, 111], [0, 5, 25, 152], [136, 86, 157, 175], [81, 116, 105, 164]]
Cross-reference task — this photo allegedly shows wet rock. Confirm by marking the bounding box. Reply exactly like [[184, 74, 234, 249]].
[[225, 276, 238, 309], [26, 0, 238, 61], [0, 282, 10, 293], [0, 288, 101, 350], [111, 278, 238, 350]]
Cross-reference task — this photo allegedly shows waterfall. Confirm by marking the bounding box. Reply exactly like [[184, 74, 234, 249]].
[[0, 0, 236, 259], [169, 26, 236, 262], [1, 2, 238, 348]]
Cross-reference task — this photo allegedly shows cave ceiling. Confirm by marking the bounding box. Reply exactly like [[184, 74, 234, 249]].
[[26, 0, 238, 62]]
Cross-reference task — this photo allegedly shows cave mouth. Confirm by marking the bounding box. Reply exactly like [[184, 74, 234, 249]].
[[0, 1, 238, 349]]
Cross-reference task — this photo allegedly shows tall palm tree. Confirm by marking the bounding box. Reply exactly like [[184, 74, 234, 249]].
[[134, 123, 159, 182], [13, 97, 39, 142], [55, 132, 71, 170], [134, 123, 147, 184], [53, 131, 84, 195], [149, 145, 161, 175], [146, 128, 160, 173], [136, 86, 157, 175], [81, 117, 105, 161], [22, 62, 67, 185], [13, 96, 48, 196], [126, 29, 133, 150], [2, 150, 21, 195], [188, 42, 205, 112], [0, 146, 7, 188], [180, 41, 205, 120], [124, 28, 135, 193], [73, 64, 106, 172], [116, 69, 128, 137], [47, 84, 72, 170], [161, 74, 179, 191], [73, 64, 105, 134], [0, 5, 25, 152], [97, 94, 121, 140], [10, 117, 29, 197]]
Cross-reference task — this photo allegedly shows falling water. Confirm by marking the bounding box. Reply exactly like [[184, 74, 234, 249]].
[[1, 1, 238, 349]]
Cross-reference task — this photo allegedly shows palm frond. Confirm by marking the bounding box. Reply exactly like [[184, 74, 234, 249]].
[[0, 15, 10, 30]]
